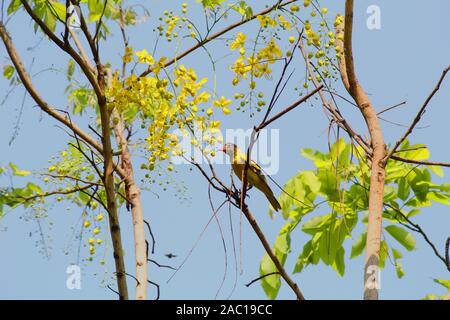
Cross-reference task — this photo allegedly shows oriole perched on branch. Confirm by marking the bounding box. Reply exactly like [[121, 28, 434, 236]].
[[222, 143, 281, 211]]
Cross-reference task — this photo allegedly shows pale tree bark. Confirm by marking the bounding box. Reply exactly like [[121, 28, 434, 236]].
[[338, 0, 386, 300], [112, 109, 148, 300]]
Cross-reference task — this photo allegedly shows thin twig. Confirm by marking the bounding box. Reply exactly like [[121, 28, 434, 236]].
[[245, 272, 280, 287], [255, 85, 323, 132], [377, 101, 407, 115], [139, 0, 298, 78], [148, 259, 176, 271], [144, 220, 156, 254], [385, 203, 449, 269], [386, 66, 450, 161]]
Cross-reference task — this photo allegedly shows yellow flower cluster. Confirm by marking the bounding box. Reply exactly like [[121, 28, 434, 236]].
[[110, 46, 228, 172], [83, 213, 104, 257], [257, 15, 278, 28], [230, 35, 283, 87], [146, 65, 226, 170]]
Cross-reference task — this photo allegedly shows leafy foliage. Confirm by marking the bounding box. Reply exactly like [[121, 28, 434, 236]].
[[261, 139, 450, 299]]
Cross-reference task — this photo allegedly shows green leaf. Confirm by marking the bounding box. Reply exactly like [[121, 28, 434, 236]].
[[330, 138, 346, 162], [3, 64, 15, 79], [88, 0, 105, 22], [395, 263, 405, 278], [392, 247, 403, 260], [350, 232, 367, 258], [301, 171, 321, 194], [400, 144, 429, 161], [407, 208, 421, 218], [259, 253, 280, 300], [302, 214, 330, 235], [327, 219, 347, 265], [67, 59, 75, 81], [383, 185, 397, 202], [433, 279, 450, 290], [332, 247, 345, 276], [26, 182, 42, 195], [229, 1, 253, 19], [379, 241, 388, 268], [7, 0, 22, 15], [317, 170, 339, 201], [385, 225, 416, 251], [9, 162, 31, 176], [196, 0, 225, 9], [408, 168, 430, 202], [44, 7, 57, 32], [427, 191, 450, 206], [293, 240, 313, 273], [397, 177, 410, 201], [392, 248, 405, 278], [318, 230, 331, 265], [301, 148, 329, 168], [428, 165, 444, 177], [48, 1, 66, 21], [274, 232, 291, 255]]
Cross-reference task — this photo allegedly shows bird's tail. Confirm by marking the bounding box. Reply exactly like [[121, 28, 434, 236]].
[[253, 174, 282, 212], [266, 190, 282, 212], [256, 180, 281, 212]]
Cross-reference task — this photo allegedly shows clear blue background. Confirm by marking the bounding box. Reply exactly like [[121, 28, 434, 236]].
[[1, 0, 449, 300]]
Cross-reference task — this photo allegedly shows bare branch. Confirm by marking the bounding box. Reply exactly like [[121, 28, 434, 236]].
[[391, 155, 450, 168], [144, 219, 156, 255], [255, 85, 323, 131], [377, 101, 407, 116], [18, 0, 101, 97], [148, 259, 176, 271], [386, 65, 450, 161]]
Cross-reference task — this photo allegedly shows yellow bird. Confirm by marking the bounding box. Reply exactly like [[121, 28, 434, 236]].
[[222, 143, 282, 211]]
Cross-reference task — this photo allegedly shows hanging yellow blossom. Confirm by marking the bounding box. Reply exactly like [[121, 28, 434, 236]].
[[230, 32, 247, 50], [213, 96, 232, 108], [135, 49, 155, 65]]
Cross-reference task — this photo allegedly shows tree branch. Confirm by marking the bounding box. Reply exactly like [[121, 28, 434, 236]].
[[19, 0, 101, 97], [139, 0, 298, 78], [386, 65, 450, 161], [391, 156, 450, 168], [385, 203, 449, 270], [0, 22, 103, 155]]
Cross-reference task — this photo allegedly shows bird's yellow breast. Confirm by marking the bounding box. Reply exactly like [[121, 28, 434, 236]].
[[231, 162, 261, 186]]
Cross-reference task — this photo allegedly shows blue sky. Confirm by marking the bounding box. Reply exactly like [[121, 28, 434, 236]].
[[0, 0, 449, 300]]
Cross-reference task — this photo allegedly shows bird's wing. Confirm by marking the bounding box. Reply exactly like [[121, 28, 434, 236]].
[[249, 161, 268, 182], [232, 148, 268, 182]]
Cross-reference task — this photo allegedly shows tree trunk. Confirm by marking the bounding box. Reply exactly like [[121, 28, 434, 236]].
[[112, 110, 148, 300], [98, 66, 129, 300], [339, 0, 386, 300]]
